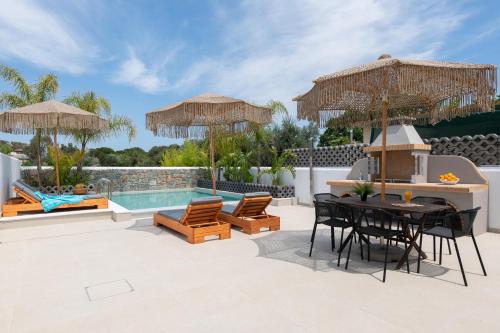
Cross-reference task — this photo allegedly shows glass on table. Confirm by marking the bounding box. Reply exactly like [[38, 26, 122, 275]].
[[404, 191, 412, 204]]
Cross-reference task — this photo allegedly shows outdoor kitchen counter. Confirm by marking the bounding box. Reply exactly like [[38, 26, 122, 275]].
[[327, 180, 488, 193]]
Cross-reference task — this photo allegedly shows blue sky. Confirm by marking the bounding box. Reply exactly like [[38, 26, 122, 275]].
[[0, 0, 499, 150]]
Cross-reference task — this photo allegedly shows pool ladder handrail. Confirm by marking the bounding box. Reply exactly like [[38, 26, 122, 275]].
[[96, 178, 112, 199]]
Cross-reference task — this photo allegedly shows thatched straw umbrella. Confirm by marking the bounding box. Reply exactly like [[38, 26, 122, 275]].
[[146, 93, 273, 195], [0, 100, 108, 192], [294, 54, 497, 201]]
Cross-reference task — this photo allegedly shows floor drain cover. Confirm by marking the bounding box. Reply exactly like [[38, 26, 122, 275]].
[[85, 279, 134, 301]]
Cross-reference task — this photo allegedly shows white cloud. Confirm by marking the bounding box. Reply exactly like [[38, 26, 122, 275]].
[[112, 50, 168, 94], [111, 46, 180, 94], [0, 0, 98, 74], [172, 0, 467, 112]]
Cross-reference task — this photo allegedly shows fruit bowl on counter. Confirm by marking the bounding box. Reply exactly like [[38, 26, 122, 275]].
[[439, 172, 460, 185]]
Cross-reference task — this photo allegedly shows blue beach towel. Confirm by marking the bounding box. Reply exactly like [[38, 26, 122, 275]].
[[35, 191, 87, 212]]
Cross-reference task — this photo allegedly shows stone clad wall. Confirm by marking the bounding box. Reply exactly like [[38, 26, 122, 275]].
[[21, 167, 205, 192]]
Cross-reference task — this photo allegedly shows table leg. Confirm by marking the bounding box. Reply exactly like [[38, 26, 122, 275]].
[[396, 224, 427, 269]]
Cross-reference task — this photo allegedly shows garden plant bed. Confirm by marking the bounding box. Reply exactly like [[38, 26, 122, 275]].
[[196, 179, 294, 198]]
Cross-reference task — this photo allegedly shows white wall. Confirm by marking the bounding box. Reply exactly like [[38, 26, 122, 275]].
[[291, 165, 500, 231], [0, 153, 21, 213], [294, 167, 351, 205], [479, 167, 500, 231]]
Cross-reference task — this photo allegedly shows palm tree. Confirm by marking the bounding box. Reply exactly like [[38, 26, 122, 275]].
[[63, 91, 136, 177], [265, 100, 289, 118], [0, 65, 58, 186], [251, 100, 290, 182]]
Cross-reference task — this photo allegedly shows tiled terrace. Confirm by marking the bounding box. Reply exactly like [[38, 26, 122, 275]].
[[1, 205, 499, 332]]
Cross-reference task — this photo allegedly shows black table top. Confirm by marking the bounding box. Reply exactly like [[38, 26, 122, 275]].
[[327, 196, 449, 214]]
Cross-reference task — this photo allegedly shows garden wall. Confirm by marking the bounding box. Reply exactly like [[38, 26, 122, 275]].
[[21, 167, 205, 192], [287, 133, 500, 167], [0, 153, 21, 214], [197, 179, 295, 198]]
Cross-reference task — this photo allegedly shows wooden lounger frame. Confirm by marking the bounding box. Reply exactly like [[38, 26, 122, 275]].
[[219, 196, 280, 234], [153, 201, 231, 244], [2, 187, 109, 217]]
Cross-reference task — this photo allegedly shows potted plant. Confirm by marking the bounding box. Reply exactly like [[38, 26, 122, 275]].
[[352, 182, 374, 201], [73, 183, 87, 195]]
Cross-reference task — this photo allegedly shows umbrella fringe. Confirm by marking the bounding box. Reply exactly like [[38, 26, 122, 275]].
[[0, 112, 108, 134], [146, 99, 272, 139], [296, 62, 497, 128]]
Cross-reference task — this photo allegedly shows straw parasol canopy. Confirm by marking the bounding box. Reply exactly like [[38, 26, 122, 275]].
[[0, 100, 108, 191], [294, 54, 497, 200], [146, 93, 273, 194]]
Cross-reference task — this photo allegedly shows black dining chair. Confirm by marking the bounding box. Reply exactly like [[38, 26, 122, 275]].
[[371, 193, 403, 201], [410, 196, 452, 261], [342, 206, 410, 282], [365, 193, 403, 245], [421, 207, 486, 286], [309, 193, 351, 257]]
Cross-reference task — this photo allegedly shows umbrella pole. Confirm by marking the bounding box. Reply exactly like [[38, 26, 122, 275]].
[[208, 126, 216, 195], [380, 94, 389, 202], [52, 128, 61, 194]]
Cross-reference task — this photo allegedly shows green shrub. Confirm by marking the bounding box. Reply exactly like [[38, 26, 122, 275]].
[[259, 148, 297, 185], [160, 140, 207, 166], [48, 147, 85, 186], [218, 151, 253, 183]]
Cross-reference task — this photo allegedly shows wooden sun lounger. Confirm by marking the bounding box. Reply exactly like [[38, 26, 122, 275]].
[[2, 182, 108, 217], [219, 192, 280, 234], [153, 197, 231, 244]]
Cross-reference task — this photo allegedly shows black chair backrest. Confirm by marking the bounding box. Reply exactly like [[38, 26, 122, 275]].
[[313, 193, 338, 219], [447, 207, 481, 235], [314, 193, 337, 203], [411, 196, 447, 206], [372, 193, 402, 201], [363, 208, 399, 229]]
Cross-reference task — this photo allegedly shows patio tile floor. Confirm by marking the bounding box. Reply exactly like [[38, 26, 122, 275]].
[[0, 205, 499, 332]]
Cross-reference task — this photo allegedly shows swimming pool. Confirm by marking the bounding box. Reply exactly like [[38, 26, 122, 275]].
[[111, 189, 241, 210]]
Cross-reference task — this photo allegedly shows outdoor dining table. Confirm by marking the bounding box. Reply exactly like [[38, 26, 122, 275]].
[[326, 196, 450, 271]]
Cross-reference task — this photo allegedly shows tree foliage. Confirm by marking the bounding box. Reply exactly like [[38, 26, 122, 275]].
[[0, 65, 59, 186], [63, 91, 137, 175], [319, 127, 363, 147], [160, 141, 207, 167]]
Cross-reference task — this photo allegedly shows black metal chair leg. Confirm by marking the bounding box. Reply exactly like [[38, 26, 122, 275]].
[[417, 230, 423, 274], [309, 223, 318, 257], [453, 237, 468, 286], [367, 235, 371, 262], [383, 236, 389, 282], [433, 236, 436, 261], [340, 228, 345, 247], [447, 239, 452, 255], [439, 237, 443, 265], [471, 232, 487, 276], [345, 233, 354, 270], [337, 233, 352, 267], [331, 226, 335, 251], [359, 233, 364, 260], [404, 237, 410, 273], [395, 221, 400, 246]]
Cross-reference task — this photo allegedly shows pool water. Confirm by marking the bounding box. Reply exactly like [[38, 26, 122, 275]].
[[111, 190, 241, 210]]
